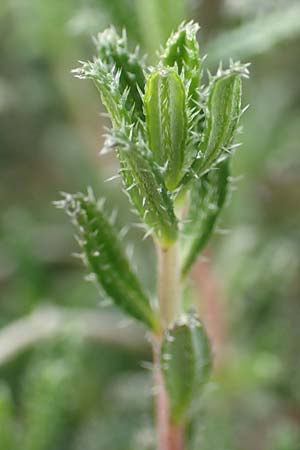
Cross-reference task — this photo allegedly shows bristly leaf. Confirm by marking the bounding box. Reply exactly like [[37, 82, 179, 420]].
[[159, 21, 201, 109], [159, 22, 203, 171], [94, 26, 146, 119], [144, 68, 187, 190], [161, 313, 212, 423], [73, 59, 143, 205], [73, 59, 132, 128], [74, 55, 178, 246], [199, 71, 242, 173], [57, 191, 161, 331], [107, 130, 178, 247], [72, 25, 249, 257], [181, 64, 247, 186], [181, 160, 229, 277]]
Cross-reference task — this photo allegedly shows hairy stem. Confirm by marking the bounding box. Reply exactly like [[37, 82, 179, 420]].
[[154, 242, 184, 450]]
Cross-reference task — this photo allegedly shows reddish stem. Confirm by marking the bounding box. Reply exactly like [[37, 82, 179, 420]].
[[153, 339, 185, 450], [192, 249, 226, 367]]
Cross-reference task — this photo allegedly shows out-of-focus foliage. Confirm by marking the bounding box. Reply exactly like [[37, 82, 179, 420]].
[[207, 3, 300, 63], [0, 0, 299, 449]]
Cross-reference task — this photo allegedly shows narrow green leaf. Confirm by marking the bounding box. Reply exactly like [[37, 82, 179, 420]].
[[144, 68, 187, 190], [74, 57, 178, 246], [73, 59, 129, 128], [108, 130, 178, 247], [196, 71, 242, 176], [161, 313, 212, 423], [160, 21, 206, 173], [181, 66, 246, 187], [94, 26, 145, 119], [200, 72, 242, 172], [73, 59, 149, 230], [57, 191, 160, 331], [160, 21, 201, 108], [181, 160, 229, 277]]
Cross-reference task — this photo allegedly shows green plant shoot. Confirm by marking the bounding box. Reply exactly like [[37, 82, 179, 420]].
[[60, 20, 249, 450]]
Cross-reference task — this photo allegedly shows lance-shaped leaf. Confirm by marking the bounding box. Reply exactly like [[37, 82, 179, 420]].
[[159, 21, 205, 172], [94, 26, 145, 119], [73, 59, 131, 128], [161, 313, 212, 423], [144, 68, 187, 190], [200, 72, 241, 172], [181, 65, 246, 187], [74, 59, 178, 246], [74, 60, 145, 226], [107, 130, 178, 247], [57, 191, 161, 331], [160, 21, 201, 108], [181, 160, 229, 277]]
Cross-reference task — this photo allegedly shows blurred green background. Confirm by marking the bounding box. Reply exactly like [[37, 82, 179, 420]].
[[0, 0, 300, 449]]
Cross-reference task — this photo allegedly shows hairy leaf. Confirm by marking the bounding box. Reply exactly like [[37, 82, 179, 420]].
[[94, 26, 145, 119], [181, 65, 246, 187], [144, 68, 187, 190], [181, 160, 229, 277], [74, 62, 178, 245], [160, 21, 201, 108], [107, 130, 178, 247], [160, 21, 206, 173], [161, 313, 212, 423], [73, 59, 130, 128], [57, 191, 160, 331], [200, 72, 242, 172]]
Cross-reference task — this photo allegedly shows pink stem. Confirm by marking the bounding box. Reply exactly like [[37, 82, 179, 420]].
[[192, 249, 226, 367], [153, 339, 185, 450]]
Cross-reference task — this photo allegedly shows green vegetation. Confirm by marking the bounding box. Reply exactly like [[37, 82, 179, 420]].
[[58, 23, 247, 446], [0, 0, 299, 449]]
